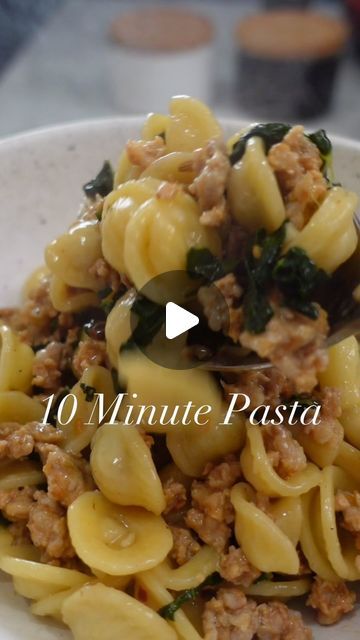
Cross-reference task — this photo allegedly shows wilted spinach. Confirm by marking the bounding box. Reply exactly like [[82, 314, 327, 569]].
[[83, 161, 114, 199], [159, 573, 221, 620], [121, 296, 165, 351]]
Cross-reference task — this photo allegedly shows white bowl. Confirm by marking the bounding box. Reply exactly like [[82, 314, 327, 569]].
[[0, 118, 359, 639]]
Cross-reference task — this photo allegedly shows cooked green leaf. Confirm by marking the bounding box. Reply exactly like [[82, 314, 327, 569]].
[[248, 224, 286, 288], [286, 394, 321, 417], [83, 161, 114, 199], [80, 383, 96, 402], [243, 281, 274, 334], [159, 573, 221, 620], [242, 224, 286, 334], [186, 248, 226, 282], [121, 296, 165, 352], [272, 246, 328, 319], [229, 123, 291, 165]]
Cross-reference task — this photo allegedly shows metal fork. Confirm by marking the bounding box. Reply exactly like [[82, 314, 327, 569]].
[[200, 213, 360, 373]]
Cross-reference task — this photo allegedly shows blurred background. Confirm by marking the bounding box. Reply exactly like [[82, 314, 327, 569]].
[[0, 0, 359, 139]]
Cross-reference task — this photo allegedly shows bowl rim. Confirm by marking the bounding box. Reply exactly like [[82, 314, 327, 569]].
[[1, 115, 360, 153]]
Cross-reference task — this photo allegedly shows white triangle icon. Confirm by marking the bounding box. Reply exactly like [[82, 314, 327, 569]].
[[165, 302, 199, 340]]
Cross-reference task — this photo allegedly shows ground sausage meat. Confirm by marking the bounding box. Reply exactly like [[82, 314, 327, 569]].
[[88, 257, 121, 292], [0, 421, 62, 461], [219, 546, 261, 587], [169, 526, 201, 566], [303, 387, 343, 447], [268, 125, 327, 230], [199, 273, 243, 337], [203, 587, 258, 640], [185, 456, 241, 553], [27, 490, 75, 561], [307, 576, 356, 625], [126, 136, 165, 169], [2, 277, 58, 347], [72, 338, 107, 378], [32, 341, 67, 391], [36, 443, 94, 507], [203, 588, 312, 640], [263, 425, 307, 479], [256, 601, 312, 639], [240, 303, 329, 394], [222, 368, 295, 413], [189, 140, 231, 227], [0, 487, 35, 522], [335, 489, 360, 569], [163, 478, 187, 515]]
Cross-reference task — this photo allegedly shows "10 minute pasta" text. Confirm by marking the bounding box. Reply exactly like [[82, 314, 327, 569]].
[[41, 391, 321, 428]]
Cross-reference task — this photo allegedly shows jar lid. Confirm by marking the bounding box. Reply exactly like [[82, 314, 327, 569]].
[[110, 8, 214, 53], [235, 10, 349, 59]]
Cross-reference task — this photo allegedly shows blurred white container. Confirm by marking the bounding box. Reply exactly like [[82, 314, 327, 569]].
[[109, 8, 215, 114]]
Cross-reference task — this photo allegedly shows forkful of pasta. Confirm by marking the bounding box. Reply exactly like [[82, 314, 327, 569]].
[[198, 210, 360, 374]]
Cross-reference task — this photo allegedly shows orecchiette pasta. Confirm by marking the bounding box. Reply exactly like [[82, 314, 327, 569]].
[[228, 137, 286, 231], [46, 219, 103, 290], [231, 483, 300, 574], [241, 423, 321, 497], [0, 324, 34, 393], [90, 423, 166, 514], [67, 491, 172, 575], [165, 95, 222, 153], [49, 275, 99, 312], [62, 583, 177, 640], [285, 187, 358, 273]]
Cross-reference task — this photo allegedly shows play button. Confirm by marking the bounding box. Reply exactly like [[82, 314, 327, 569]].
[[165, 303, 199, 340], [126, 270, 230, 370]]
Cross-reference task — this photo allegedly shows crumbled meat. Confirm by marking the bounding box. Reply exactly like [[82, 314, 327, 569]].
[[27, 490, 75, 560], [72, 339, 107, 378], [307, 576, 356, 625], [203, 587, 258, 640], [202, 456, 242, 491], [240, 303, 329, 394], [0, 487, 35, 522], [88, 258, 121, 292], [156, 182, 182, 200], [185, 508, 231, 554], [0, 421, 62, 461], [316, 387, 342, 419], [36, 443, 94, 507], [257, 601, 312, 639], [8, 521, 32, 545], [126, 136, 165, 169], [185, 456, 241, 553], [163, 478, 187, 515], [32, 341, 68, 390], [268, 125, 327, 230], [263, 425, 307, 479], [189, 141, 231, 227], [2, 277, 58, 346], [169, 526, 201, 566], [223, 368, 295, 413], [335, 490, 360, 569], [303, 387, 343, 446], [219, 546, 261, 587], [203, 588, 312, 640], [198, 274, 243, 339]]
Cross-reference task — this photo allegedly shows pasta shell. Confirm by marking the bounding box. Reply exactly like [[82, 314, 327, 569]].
[[62, 582, 177, 640], [90, 423, 165, 514], [67, 491, 172, 575]]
